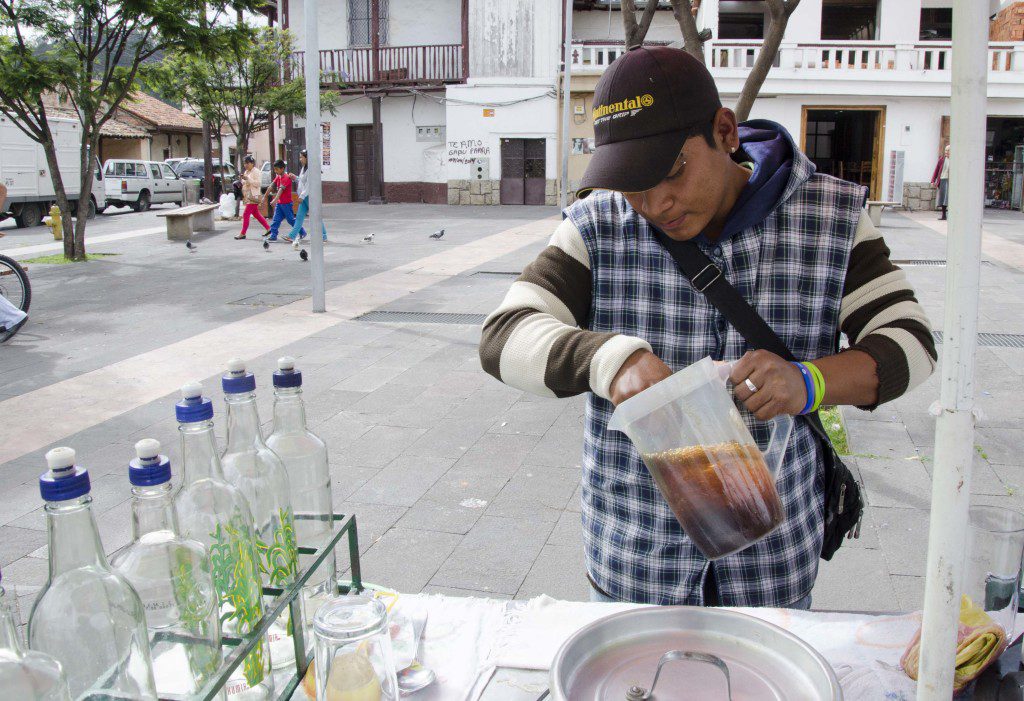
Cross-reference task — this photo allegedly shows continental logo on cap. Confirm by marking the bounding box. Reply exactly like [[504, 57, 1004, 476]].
[[593, 94, 654, 123]]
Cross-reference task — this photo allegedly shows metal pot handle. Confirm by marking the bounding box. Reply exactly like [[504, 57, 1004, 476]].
[[625, 650, 732, 701]]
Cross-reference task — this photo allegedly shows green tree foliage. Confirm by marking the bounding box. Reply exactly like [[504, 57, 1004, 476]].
[[150, 25, 340, 171], [0, 0, 259, 260]]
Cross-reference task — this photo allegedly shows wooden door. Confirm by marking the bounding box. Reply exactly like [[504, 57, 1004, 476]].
[[524, 139, 546, 205], [500, 138, 525, 205], [348, 125, 376, 203]]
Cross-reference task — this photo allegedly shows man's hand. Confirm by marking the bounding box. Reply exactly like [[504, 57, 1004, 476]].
[[730, 349, 807, 420], [610, 349, 673, 406]]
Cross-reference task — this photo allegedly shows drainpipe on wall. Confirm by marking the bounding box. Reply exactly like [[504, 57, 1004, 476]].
[[559, 0, 574, 210]]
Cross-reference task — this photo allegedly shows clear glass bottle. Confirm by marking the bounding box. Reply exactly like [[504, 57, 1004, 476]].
[[220, 359, 299, 669], [173, 382, 274, 700], [0, 569, 70, 701], [110, 438, 224, 698], [265, 357, 336, 616], [27, 447, 157, 700]]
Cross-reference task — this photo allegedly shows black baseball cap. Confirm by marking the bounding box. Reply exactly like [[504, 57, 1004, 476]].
[[577, 46, 722, 198]]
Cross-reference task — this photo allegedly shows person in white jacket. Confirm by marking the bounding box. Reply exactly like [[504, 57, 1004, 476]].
[[284, 150, 327, 247]]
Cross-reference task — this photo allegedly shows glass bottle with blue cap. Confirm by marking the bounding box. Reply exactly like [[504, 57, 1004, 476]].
[[266, 356, 335, 614], [220, 358, 299, 669], [0, 566, 70, 700], [27, 446, 157, 700], [173, 382, 275, 699], [110, 438, 224, 698]]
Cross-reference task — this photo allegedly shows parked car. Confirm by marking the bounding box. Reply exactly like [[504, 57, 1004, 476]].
[[102, 159, 184, 212], [173, 159, 239, 200], [260, 161, 272, 192], [164, 157, 189, 172]]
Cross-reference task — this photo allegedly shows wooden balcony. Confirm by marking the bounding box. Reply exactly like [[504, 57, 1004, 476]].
[[290, 44, 466, 90]]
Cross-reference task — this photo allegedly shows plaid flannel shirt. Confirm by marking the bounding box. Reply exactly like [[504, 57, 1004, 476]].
[[567, 149, 866, 606]]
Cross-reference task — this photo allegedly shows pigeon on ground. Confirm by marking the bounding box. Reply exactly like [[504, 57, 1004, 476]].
[[362, 233, 374, 244], [299, 249, 308, 261], [430, 229, 444, 239], [262, 239, 270, 251], [186, 240, 197, 252]]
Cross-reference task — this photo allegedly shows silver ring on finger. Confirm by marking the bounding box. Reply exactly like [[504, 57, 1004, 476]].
[[744, 378, 758, 393]]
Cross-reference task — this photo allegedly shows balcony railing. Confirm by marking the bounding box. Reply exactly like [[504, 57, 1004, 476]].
[[291, 44, 465, 86], [570, 40, 1024, 76]]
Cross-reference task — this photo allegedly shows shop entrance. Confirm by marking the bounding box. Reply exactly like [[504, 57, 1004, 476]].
[[802, 107, 885, 200], [984, 116, 1024, 209]]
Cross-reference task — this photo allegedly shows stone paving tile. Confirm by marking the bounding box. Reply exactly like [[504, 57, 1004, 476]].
[[524, 425, 584, 469], [349, 455, 455, 508], [358, 528, 462, 594], [546, 511, 584, 548], [0, 554, 49, 588], [874, 507, 931, 578], [395, 497, 486, 535], [975, 427, 1024, 467], [329, 465, 382, 503], [891, 575, 926, 612], [403, 418, 494, 460], [372, 392, 464, 430], [347, 382, 427, 417], [485, 465, 580, 524], [421, 468, 510, 507], [336, 425, 428, 468], [0, 525, 47, 567], [301, 389, 367, 425], [314, 411, 376, 449], [452, 433, 543, 479], [811, 547, 900, 613], [487, 400, 565, 437], [845, 420, 921, 460], [335, 501, 409, 557], [515, 544, 590, 602], [333, 364, 410, 393], [430, 515, 555, 595], [443, 388, 523, 427], [0, 482, 44, 527], [419, 585, 512, 600], [856, 457, 931, 510]]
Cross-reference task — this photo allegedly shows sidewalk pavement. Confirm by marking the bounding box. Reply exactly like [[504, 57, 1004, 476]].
[[1, 203, 1022, 616]]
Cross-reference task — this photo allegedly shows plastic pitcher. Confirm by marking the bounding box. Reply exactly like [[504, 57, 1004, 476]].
[[608, 357, 794, 560]]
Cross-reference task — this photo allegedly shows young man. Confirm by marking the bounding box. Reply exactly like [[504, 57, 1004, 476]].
[[479, 47, 937, 607], [265, 159, 305, 242]]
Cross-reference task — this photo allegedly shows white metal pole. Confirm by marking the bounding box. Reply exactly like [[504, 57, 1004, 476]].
[[304, 0, 326, 313], [559, 0, 574, 210], [916, 0, 988, 697]]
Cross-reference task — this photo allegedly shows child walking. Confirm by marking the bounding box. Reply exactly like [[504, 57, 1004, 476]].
[[266, 159, 305, 242], [234, 155, 270, 239], [285, 149, 328, 248]]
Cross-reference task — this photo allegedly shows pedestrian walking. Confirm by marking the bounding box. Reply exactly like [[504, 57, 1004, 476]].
[[234, 155, 270, 240], [284, 149, 328, 247], [931, 144, 951, 220], [479, 46, 937, 608], [265, 159, 304, 242]]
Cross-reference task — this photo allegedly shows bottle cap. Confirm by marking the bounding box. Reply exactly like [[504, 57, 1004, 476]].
[[128, 439, 172, 486], [222, 357, 256, 394], [175, 381, 214, 423], [39, 446, 91, 502], [272, 356, 302, 388]]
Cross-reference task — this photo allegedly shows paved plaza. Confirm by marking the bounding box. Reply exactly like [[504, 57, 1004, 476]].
[[2, 202, 1024, 616]]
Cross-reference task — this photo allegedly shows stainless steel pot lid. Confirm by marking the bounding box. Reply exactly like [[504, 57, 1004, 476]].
[[549, 606, 842, 700]]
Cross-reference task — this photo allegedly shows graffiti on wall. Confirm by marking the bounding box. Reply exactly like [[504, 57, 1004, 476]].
[[447, 140, 490, 164]]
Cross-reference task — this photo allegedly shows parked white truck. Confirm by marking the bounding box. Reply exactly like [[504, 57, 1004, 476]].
[[0, 114, 105, 228]]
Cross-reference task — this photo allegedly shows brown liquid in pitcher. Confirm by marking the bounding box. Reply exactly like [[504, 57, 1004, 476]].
[[642, 442, 784, 559]]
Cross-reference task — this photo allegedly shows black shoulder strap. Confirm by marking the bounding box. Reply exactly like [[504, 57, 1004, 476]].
[[649, 225, 833, 444]]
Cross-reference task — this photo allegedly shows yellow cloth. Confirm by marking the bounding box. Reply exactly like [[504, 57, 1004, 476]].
[[901, 595, 1008, 691]]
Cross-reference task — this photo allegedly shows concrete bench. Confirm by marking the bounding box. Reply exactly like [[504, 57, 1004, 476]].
[[156, 204, 218, 241], [866, 200, 901, 227]]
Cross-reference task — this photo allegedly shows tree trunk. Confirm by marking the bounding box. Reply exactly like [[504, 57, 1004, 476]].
[[733, 0, 800, 122], [39, 134, 76, 260], [670, 0, 706, 64], [621, 0, 660, 48], [202, 121, 214, 201], [70, 128, 99, 261]]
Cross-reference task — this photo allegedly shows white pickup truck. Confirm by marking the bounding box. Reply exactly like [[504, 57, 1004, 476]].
[[0, 114, 105, 228]]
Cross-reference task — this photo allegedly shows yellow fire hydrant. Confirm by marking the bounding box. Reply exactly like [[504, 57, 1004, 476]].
[[45, 204, 62, 241]]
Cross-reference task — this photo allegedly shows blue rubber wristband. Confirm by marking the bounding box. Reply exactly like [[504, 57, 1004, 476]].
[[793, 362, 815, 415]]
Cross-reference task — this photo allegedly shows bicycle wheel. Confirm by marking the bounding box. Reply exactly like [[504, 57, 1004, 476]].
[[0, 254, 31, 313]]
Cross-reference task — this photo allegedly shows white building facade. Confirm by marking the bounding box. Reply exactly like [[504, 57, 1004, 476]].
[[570, 0, 1024, 210]]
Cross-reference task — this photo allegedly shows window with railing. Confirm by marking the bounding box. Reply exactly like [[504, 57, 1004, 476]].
[[821, 0, 879, 41], [348, 0, 389, 47], [920, 8, 952, 41], [718, 0, 765, 40]]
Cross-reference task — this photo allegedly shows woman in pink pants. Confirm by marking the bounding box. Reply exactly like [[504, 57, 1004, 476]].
[[235, 155, 270, 239]]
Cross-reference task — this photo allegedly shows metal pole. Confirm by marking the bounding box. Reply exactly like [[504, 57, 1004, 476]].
[[558, 0, 574, 210], [304, 0, 326, 313], [916, 1, 988, 697]]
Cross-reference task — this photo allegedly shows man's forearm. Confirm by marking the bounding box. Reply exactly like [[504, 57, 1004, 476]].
[[811, 350, 879, 408]]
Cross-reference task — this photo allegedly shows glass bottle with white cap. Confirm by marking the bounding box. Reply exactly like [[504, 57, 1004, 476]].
[[110, 438, 224, 698], [27, 446, 157, 700], [174, 382, 274, 699], [266, 356, 335, 610], [220, 358, 299, 668], [0, 567, 70, 700]]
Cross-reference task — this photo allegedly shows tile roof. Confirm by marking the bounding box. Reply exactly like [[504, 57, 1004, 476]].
[[47, 108, 150, 139], [119, 92, 204, 132]]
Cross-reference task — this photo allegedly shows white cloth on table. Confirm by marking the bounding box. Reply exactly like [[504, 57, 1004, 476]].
[[0, 293, 26, 330]]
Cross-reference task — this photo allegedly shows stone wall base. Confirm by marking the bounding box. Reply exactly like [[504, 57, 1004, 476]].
[[322, 181, 447, 204], [903, 182, 938, 211], [448, 179, 558, 206]]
